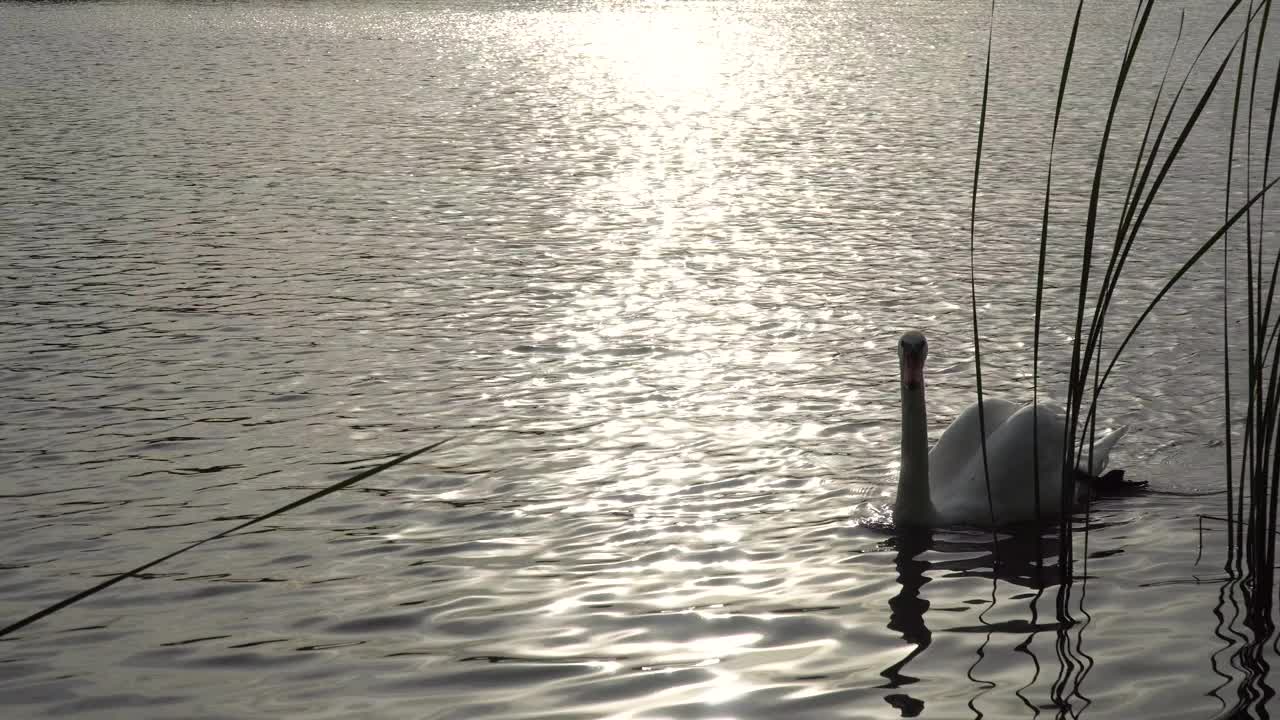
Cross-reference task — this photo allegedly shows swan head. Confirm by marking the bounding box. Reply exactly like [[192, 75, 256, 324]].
[[898, 331, 928, 390]]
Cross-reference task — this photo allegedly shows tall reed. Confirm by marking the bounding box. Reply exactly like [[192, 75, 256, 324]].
[[968, 0, 1280, 704]]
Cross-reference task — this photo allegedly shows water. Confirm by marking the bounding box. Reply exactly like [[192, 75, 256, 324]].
[[0, 1, 1274, 717]]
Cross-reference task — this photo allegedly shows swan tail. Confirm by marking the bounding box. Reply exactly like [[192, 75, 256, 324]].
[[1075, 424, 1128, 476]]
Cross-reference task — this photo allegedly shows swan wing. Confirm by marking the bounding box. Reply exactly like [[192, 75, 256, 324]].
[[933, 402, 1069, 525], [1075, 424, 1128, 476], [928, 397, 1021, 488]]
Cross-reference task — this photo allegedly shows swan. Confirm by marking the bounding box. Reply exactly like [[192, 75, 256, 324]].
[[893, 330, 1129, 527]]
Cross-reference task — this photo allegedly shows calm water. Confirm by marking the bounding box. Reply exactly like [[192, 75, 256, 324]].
[[2, 1, 1276, 718]]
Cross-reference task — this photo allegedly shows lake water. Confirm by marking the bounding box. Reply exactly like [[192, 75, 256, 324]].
[[2, 1, 1277, 717]]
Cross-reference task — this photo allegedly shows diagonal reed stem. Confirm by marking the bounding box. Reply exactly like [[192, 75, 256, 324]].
[[0, 436, 453, 639]]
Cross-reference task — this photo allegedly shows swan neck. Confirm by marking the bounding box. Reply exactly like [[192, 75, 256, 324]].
[[895, 383, 933, 525]]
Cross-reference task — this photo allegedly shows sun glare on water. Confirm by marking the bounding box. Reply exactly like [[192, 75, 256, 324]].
[[510, 7, 839, 713]]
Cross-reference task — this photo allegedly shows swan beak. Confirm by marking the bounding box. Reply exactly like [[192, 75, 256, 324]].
[[902, 351, 924, 390]]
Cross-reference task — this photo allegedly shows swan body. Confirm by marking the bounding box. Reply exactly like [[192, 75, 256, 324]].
[[893, 331, 1128, 527]]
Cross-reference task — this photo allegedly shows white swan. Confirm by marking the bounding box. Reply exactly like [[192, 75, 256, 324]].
[[893, 330, 1128, 527]]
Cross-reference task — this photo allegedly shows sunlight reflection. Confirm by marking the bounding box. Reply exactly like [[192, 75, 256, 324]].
[[699, 526, 743, 545], [510, 8, 839, 714]]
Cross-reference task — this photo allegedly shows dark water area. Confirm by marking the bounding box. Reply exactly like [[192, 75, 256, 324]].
[[2, 1, 1278, 717]]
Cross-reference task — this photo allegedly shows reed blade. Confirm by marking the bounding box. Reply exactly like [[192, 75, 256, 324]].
[[0, 437, 453, 639]]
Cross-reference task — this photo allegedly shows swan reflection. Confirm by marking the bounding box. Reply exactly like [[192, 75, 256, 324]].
[[880, 525, 1095, 716], [881, 528, 932, 716]]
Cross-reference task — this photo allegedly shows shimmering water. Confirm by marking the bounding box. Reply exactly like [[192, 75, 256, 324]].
[[2, 1, 1276, 717]]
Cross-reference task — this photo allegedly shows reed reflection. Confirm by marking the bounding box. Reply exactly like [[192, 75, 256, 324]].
[[1208, 567, 1278, 718], [880, 525, 1094, 717]]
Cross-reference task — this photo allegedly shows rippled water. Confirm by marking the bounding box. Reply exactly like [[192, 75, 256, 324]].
[[2, 1, 1277, 717]]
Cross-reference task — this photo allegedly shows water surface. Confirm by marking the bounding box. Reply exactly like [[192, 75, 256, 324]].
[[0, 1, 1273, 717]]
